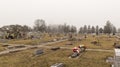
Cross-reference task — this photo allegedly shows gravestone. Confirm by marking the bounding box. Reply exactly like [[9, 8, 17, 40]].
[[14, 45, 26, 48], [28, 46, 38, 49], [51, 47, 60, 51], [78, 38, 82, 41], [80, 48, 86, 52], [48, 40, 53, 42], [35, 49, 44, 55], [7, 46, 14, 49], [2, 43, 9, 47], [51, 63, 65, 67], [91, 41, 98, 44], [114, 44, 120, 49], [53, 39, 57, 42], [71, 52, 79, 58], [9, 50, 20, 53], [91, 40, 101, 46], [65, 42, 73, 45], [106, 57, 114, 63], [68, 38, 76, 41], [0, 39, 8, 43]]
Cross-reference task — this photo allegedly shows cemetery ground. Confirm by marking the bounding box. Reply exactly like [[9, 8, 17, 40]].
[[0, 34, 118, 67], [48, 35, 117, 50], [0, 48, 113, 67]]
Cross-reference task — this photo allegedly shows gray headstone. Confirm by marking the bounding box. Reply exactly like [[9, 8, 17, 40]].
[[2, 43, 9, 47], [53, 39, 57, 42], [65, 42, 73, 45], [35, 49, 44, 55], [71, 52, 79, 58], [0, 39, 8, 43], [51, 47, 60, 51], [106, 57, 114, 63], [9, 50, 20, 53], [51, 63, 65, 67], [14, 45, 26, 48], [7, 46, 14, 49]]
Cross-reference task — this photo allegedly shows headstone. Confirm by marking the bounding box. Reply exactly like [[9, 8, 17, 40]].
[[9, 50, 20, 53], [68, 38, 76, 41], [28, 46, 38, 49], [71, 52, 79, 58], [56, 38, 60, 41], [91, 41, 98, 44], [51, 47, 60, 51], [78, 38, 82, 41], [35, 49, 44, 55], [14, 45, 26, 48], [114, 44, 120, 49], [0, 39, 8, 43], [80, 48, 86, 52], [53, 39, 57, 42], [48, 40, 53, 42], [91, 41, 101, 46], [115, 49, 120, 56], [7, 46, 14, 49], [106, 57, 114, 63], [2, 43, 9, 47], [51, 63, 65, 67], [84, 34, 87, 38], [65, 42, 73, 45]]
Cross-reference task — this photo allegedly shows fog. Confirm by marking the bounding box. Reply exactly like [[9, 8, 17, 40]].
[[0, 0, 120, 28]]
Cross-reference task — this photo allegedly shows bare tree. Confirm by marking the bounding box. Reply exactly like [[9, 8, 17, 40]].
[[34, 19, 46, 32], [96, 25, 99, 35], [83, 25, 87, 34], [79, 27, 83, 34], [91, 26, 95, 33], [87, 25, 91, 34], [104, 20, 113, 34], [99, 28, 103, 34]]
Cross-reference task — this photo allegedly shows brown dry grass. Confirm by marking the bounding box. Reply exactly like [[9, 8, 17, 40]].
[[48, 35, 117, 50], [0, 48, 113, 67], [0, 34, 116, 67]]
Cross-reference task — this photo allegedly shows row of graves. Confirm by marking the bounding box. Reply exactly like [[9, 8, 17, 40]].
[[32, 35, 86, 67], [33, 45, 86, 67], [0, 34, 86, 67], [33, 34, 120, 67]]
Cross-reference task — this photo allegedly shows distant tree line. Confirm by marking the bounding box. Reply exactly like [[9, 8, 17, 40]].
[[0, 19, 119, 39], [33, 19, 77, 34], [79, 20, 117, 35]]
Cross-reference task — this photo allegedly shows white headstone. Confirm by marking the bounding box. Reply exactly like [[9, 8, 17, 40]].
[[115, 49, 120, 56]]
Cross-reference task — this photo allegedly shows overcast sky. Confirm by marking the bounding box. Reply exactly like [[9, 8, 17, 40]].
[[0, 0, 120, 28]]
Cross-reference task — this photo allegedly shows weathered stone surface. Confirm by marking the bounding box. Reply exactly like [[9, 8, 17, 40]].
[[7, 46, 14, 49], [106, 57, 114, 63], [51, 47, 60, 51], [35, 49, 44, 55], [65, 42, 73, 45], [71, 52, 79, 58], [51, 63, 65, 67], [2, 43, 9, 47], [14, 45, 26, 48]]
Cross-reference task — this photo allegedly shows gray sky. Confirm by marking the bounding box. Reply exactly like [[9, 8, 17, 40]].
[[0, 0, 120, 28]]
